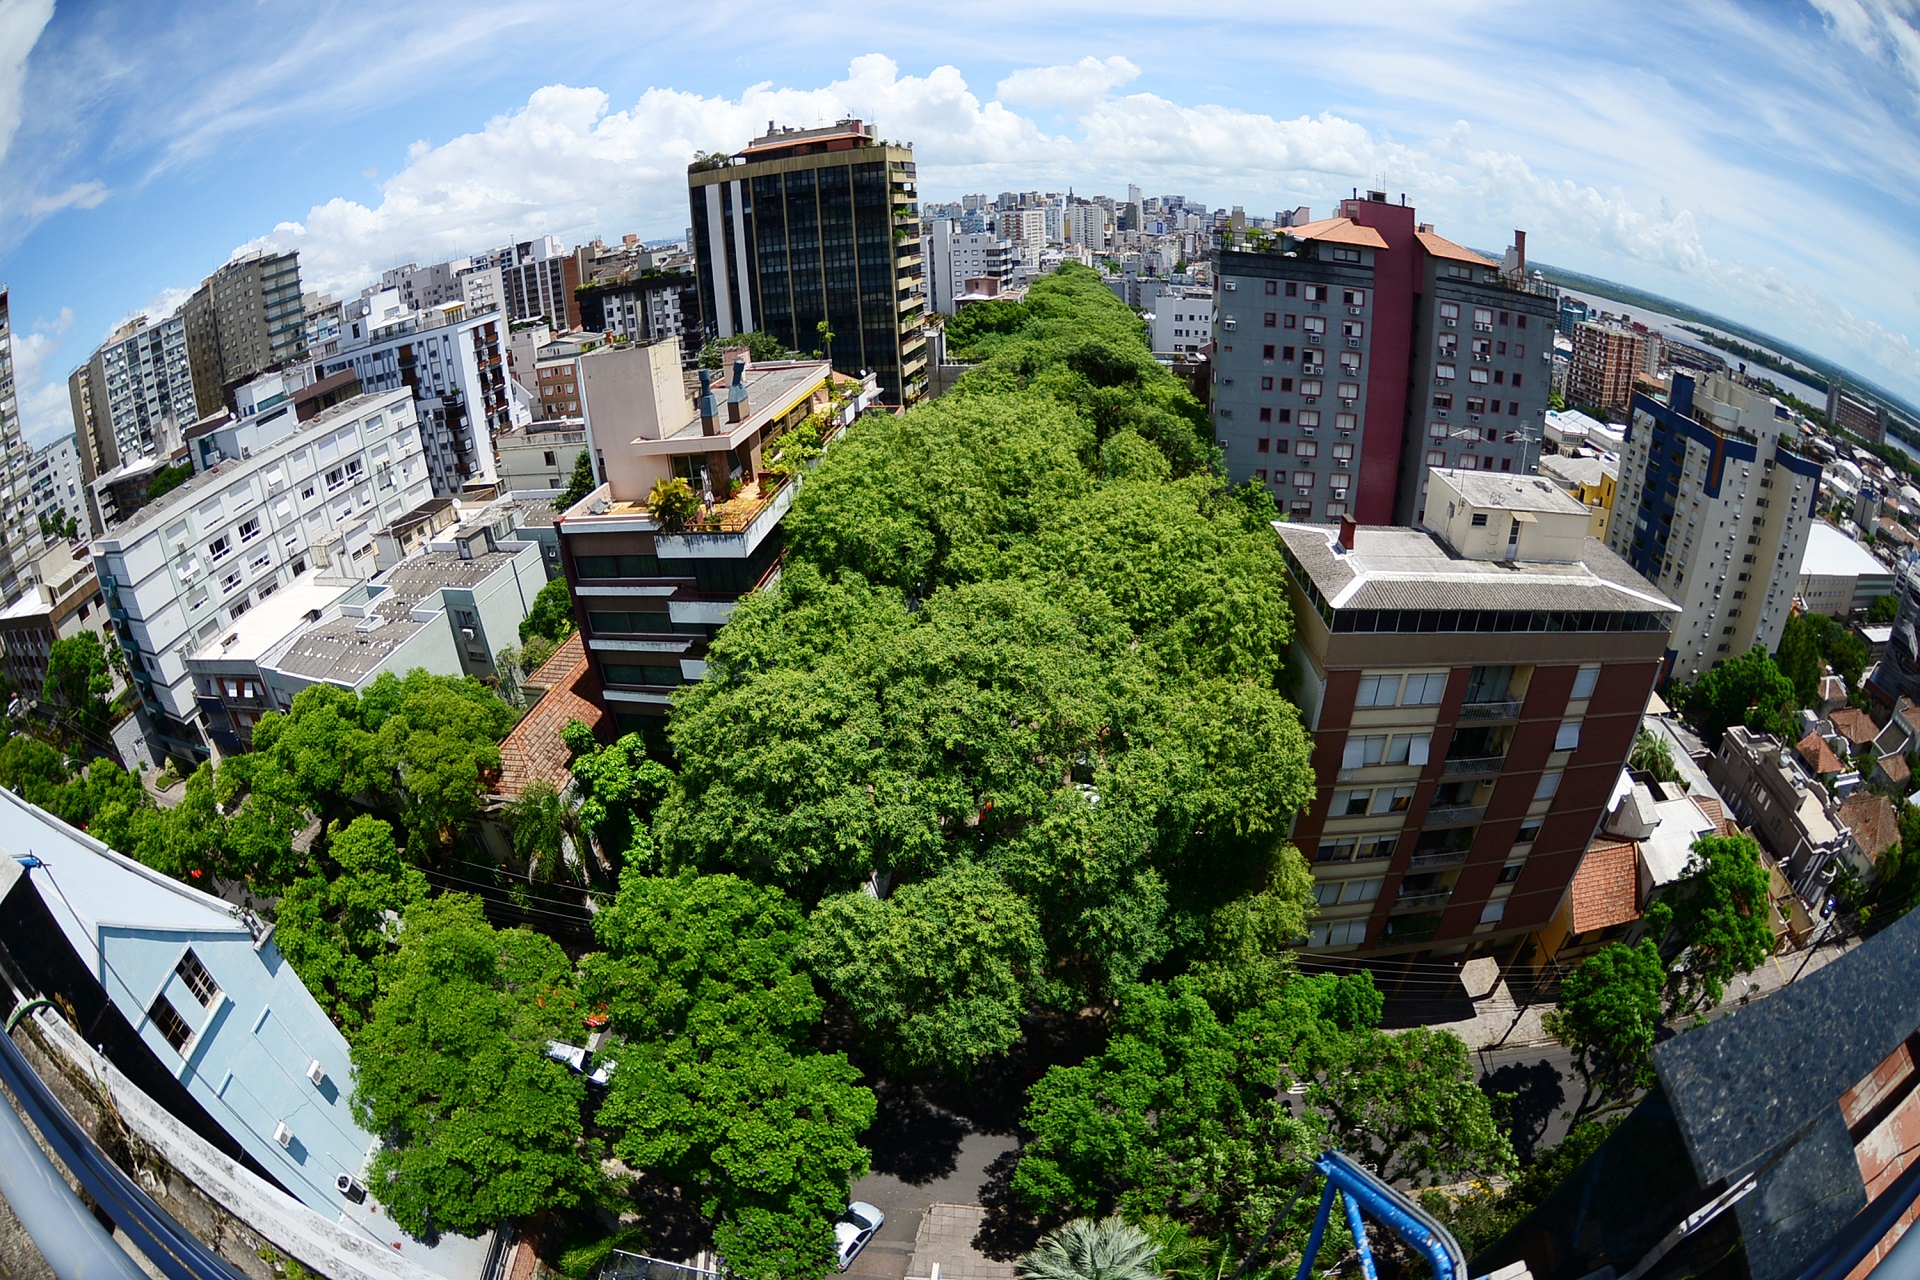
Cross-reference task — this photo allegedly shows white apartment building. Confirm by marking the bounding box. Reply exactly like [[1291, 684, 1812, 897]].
[[925, 221, 1014, 315], [68, 311, 202, 527], [1605, 371, 1823, 681], [379, 258, 473, 311], [323, 289, 516, 493], [1146, 287, 1214, 355], [27, 433, 86, 537], [0, 289, 36, 600], [999, 209, 1048, 274], [93, 388, 431, 763], [1065, 204, 1110, 253]]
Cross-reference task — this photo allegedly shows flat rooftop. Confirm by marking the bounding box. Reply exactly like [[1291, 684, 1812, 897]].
[[266, 547, 519, 682], [1444, 470, 1591, 516], [189, 574, 357, 665], [1800, 520, 1891, 580], [657, 363, 823, 441], [1276, 521, 1679, 616], [1540, 455, 1614, 488]]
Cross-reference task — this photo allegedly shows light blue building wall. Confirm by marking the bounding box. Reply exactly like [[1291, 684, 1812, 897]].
[[0, 786, 376, 1216]]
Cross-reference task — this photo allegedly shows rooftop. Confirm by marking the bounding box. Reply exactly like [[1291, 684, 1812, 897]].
[[1414, 229, 1495, 266], [1826, 706, 1877, 748], [189, 574, 357, 665], [1568, 838, 1641, 934], [1800, 520, 1892, 580], [1796, 729, 1844, 776], [1275, 521, 1678, 617], [1273, 215, 1390, 249], [1539, 454, 1614, 489], [495, 634, 603, 799], [1444, 470, 1591, 516], [1838, 791, 1899, 863]]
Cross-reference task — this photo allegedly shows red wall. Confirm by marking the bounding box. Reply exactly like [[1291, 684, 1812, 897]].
[[1343, 198, 1418, 525]]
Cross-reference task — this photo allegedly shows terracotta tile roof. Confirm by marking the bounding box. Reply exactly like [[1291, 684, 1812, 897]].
[[495, 633, 604, 799], [1414, 230, 1496, 266], [1278, 216, 1390, 249], [1879, 753, 1912, 788], [1569, 838, 1642, 934], [1692, 795, 1735, 837], [1828, 707, 1878, 748], [1797, 730, 1844, 776], [1839, 792, 1901, 863]]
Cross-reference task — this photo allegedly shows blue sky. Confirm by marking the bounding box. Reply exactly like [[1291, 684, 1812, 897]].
[[2, 0, 1917, 445]]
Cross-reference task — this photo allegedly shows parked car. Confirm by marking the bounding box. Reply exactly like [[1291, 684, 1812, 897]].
[[834, 1201, 884, 1271]]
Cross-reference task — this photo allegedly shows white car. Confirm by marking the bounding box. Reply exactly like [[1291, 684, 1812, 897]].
[[834, 1201, 884, 1271]]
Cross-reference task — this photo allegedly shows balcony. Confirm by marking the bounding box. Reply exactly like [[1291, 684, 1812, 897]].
[[1392, 891, 1452, 914], [1424, 803, 1483, 826], [1408, 849, 1469, 871], [1457, 698, 1522, 722], [1441, 754, 1505, 776]]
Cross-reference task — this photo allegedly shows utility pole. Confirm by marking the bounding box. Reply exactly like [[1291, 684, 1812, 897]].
[[1787, 898, 1839, 985]]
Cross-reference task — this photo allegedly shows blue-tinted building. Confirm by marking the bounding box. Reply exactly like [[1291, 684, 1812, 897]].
[[1557, 295, 1590, 336]]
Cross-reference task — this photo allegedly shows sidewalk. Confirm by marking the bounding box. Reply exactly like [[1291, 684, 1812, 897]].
[[1409, 934, 1865, 1051]]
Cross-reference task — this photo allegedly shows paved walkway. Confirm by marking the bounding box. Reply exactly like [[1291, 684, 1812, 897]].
[[908, 1204, 1015, 1280]]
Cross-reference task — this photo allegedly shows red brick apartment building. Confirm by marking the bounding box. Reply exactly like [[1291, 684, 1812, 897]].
[[1276, 468, 1678, 962]]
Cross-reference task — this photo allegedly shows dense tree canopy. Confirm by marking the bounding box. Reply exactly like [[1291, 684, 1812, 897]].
[[43, 631, 114, 750], [1679, 646, 1796, 747], [352, 894, 588, 1236], [521, 578, 579, 644], [1543, 928, 1668, 1113], [274, 816, 428, 1030], [1661, 833, 1776, 1013]]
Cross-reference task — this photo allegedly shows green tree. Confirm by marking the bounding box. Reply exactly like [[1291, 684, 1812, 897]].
[[505, 780, 569, 881], [1870, 592, 1901, 625], [1629, 728, 1682, 785], [1542, 929, 1668, 1115], [519, 578, 577, 644], [557, 450, 597, 509], [1663, 834, 1775, 1013], [647, 475, 701, 532], [1548, 388, 1566, 411], [1017, 1218, 1161, 1280], [1681, 646, 1797, 747], [43, 632, 114, 749], [353, 894, 588, 1237], [1775, 614, 1822, 708], [585, 871, 874, 1280], [806, 863, 1044, 1077], [274, 816, 428, 1030], [567, 728, 673, 865], [699, 331, 794, 368]]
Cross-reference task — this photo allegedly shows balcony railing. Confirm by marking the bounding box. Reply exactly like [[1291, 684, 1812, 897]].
[[1442, 754, 1506, 776], [1409, 850, 1469, 871], [1424, 803, 1483, 826], [1457, 698, 1522, 722], [1392, 891, 1452, 914]]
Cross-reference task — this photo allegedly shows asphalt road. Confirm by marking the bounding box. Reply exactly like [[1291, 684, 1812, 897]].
[[1477, 1041, 1582, 1163]]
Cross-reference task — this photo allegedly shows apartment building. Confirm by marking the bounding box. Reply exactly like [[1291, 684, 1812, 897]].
[[1065, 203, 1109, 252], [93, 388, 431, 764], [1212, 192, 1553, 525], [925, 221, 1013, 315], [1275, 468, 1676, 959], [0, 288, 40, 597], [322, 290, 514, 493], [1709, 725, 1870, 901], [688, 119, 927, 406], [1568, 321, 1647, 414], [1148, 287, 1214, 355], [497, 417, 587, 492], [27, 434, 88, 537], [181, 249, 307, 414], [504, 250, 584, 331], [1826, 377, 1890, 444], [576, 270, 699, 352], [0, 543, 110, 728], [1538, 453, 1619, 539], [557, 340, 876, 734], [378, 257, 472, 311], [1605, 371, 1822, 681], [187, 509, 543, 752], [67, 311, 201, 531]]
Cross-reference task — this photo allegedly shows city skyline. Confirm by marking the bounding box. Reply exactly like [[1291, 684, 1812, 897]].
[[0, 1, 1916, 445]]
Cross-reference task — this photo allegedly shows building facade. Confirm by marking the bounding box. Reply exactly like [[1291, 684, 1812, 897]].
[[504, 252, 584, 331], [924, 221, 1012, 316], [69, 312, 202, 530], [1211, 193, 1553, 526], [497, 417, 587, 493], [323, 291, 513, 493], [182, 249, 307, 414], [576, 271, 699, 352], [27, 433, 89, 538], [688, 119, 927, 406], [1567, 321, 1647, 415], [1605, 371, 1822, 681], [1275, 469, 1676, 959], [557, 340, 875, 733], [1147, 286, 1214, 355], [93, 389, 431, 763], [0, 543, 109, 727], [0, 287, 40, 597]]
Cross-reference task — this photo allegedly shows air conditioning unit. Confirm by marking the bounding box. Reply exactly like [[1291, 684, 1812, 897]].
[[273, 1122, 294, 1149], [306, 1059, 326, 1087], [1444, 317, 1456, 327], [1470, 413, 1482, 422], [335, 1174, 368, 1204], [461, 627, 475, 640], [1341, 399, 1356, 408], [1296, 487, 1312, 496], [1304, 396, 1319, 405], [1307, 333, 1322, 344], [1349, 306, 1363, 315], [1224, 281, 1237, 291], [1222, 318, 1237, 330], [1437, 408, 1450, 417]]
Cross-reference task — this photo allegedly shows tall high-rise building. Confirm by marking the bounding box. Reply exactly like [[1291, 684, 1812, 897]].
[[1567, 320, 1647, 414], [1212, 192, 1555, 526], [1277, 468, 1676, 959], [0, 288, 41, 596], [182, 249, 307, 414], [1605, 370, 1822, 682], [924, 221, 1012, 315], [688, 119, 927, 406], [68, 312, 200, 529]]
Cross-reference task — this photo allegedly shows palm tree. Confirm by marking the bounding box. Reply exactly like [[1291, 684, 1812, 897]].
[[1017, 1217, 1162, 1280]]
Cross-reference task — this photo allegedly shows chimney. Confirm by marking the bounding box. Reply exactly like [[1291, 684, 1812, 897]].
[[698, 368, 720, 436], [1513, 230, 1527, 274], [726, 358, 751, 424], [1339, 515, 1358, 551]]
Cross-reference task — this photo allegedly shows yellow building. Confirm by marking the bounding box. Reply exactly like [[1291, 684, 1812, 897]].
[[1540, 452, 1618, 540]]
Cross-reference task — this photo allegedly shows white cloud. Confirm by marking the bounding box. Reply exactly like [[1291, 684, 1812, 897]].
[[995, 56, 1140, 111], [11, 304, 74, 447], [1811, 0, 1920, 99], [0, 0, 52, 166]]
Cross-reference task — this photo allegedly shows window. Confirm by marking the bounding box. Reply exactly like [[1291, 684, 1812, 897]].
[[1284, 346, 1296, 360], [1402, 671, 1447, 704], [1285, 282, 1298, 297], [1309, 919, 1369, 948], [1314, 880, 1343, 907], [207, 535, 231, 562], [1436, 363, 1457, 382], [1295, 441, 1319, 459], [1470, 367, 1490, 384], [1337, 382, 1360, 400], [544, 450, 557, 466], [1303, 316, 1327, 334], [1272, 438, 1290, 454], [1263, 344, 1276, 359], [1555, 721, 1581, 751], [1292, 470, 1316, 487], [1356, 674, 1398, 706], [1516, 820, 1542, 844], [1433, 392, 1452, 411], [1357, 835, 1398, 861], [1479, 901, 1506, 925], [1257, 438, 1270, 453], [1335, 788, 1372, 816], [574, 553, 659, 578], [1571, 664, 1600, 699], [1298, 410, 1320, 428], [1342, 735, 1386, 769], [1498, 862, 1524, 884], [1343, 288, 1367, 306], [1264, 312, 1277, 327], [176, 950, 220, 1007], [1342, 319, 1364, 339], [1331, 443, 1354, 462], [1301, 379, 1323, 397], [148, 995, 194, 1053], [588, 610, 675, 635], [1494, 370, 1506, 385], [1373, 786, 1416, 815], [1330, 247, 1362, 262], [1473, 307, 1494, 328], [1284, 315, 1297, 329], [1342, 877, 1383, 904], [1512, 373, 1523, 388], [1427, 450, 1446, 466], [1264, 280, 1278, 295], [1259, 407, 1273, 423], [1317, 837, 1358, 863], [1439, 301, 1460, 321], [1304, 285, 1328, 301], [1471, 512, 1489, 527], [1534, 770, 1563, 800], [602, 662, 683, 686], [1260, 376, 1274, 391]]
